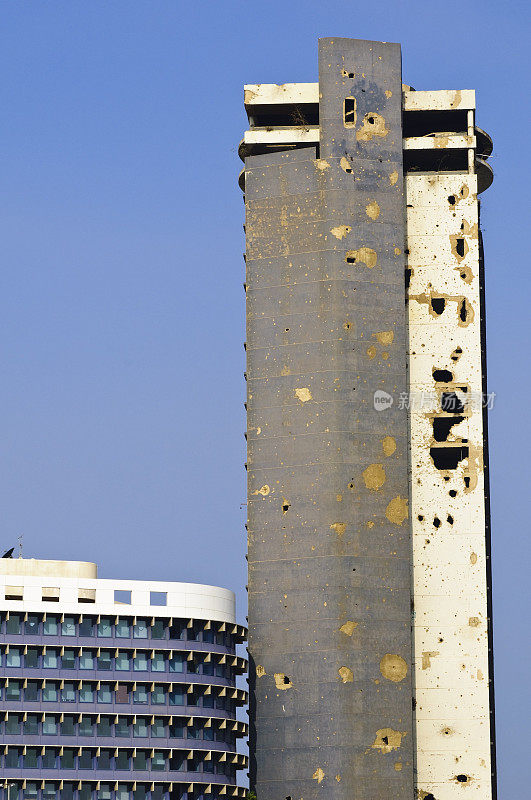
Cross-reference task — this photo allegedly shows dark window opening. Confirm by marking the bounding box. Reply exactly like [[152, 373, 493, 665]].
[[430, 445, 469, 470], [403, 109, 468, 138], [343, 97, 357, 127], [432, 415, 464, 442], [441, 392, 465, 413], [404, 148, 468, 174]]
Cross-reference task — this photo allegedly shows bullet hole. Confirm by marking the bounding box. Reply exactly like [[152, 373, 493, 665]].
[[404, 248, 410, 255], [348, 482, 355, 490], [464, 475, 471, 489], [431, 297, 446, 315], [430, 446, 469, 470], [443, 476, 450, 481], [448, 194, 457, 205], [459, 298, 469, 323], [346, 254, 357, 264], [368, 115, 375, 124], [450, 346, 463, 361], [441, 392, 465, 413], [443, 727, 452, 735], [418, 514, 424, 521], [286, 796, 293, 800], [423, 795, 436, 800], [447, 515, 454, 525], [381, 735, 388, 744], [412, 697, 417, 708], [449, 489, 457, 497], [405, 268, 412, 289], [438, 637, 444, 643], [456, 775, 469, 783], [285, 327, 290, 332], [283, 675, 291, 685], [433, 517, 441, 528], [282, 501, 291, 514], [432, 415, 464, 442], [432, 369, 453, 382]]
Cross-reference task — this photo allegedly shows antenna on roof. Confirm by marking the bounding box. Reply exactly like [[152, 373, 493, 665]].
[[18, 533, 23, 558]]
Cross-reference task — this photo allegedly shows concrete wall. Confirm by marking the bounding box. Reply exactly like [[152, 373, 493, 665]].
[[407, 171, 494, 798], [245, 38, 414, 800]]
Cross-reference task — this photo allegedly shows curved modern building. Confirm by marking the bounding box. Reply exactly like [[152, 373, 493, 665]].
[[0, 558, 248, 800]]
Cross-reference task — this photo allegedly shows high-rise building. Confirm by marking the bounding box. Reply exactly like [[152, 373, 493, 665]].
[[0, 558, 247, 800], [240, 37, 495, 800]]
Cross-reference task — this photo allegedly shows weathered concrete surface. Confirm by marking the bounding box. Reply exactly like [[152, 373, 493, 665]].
[[245, 38, 414, 799]]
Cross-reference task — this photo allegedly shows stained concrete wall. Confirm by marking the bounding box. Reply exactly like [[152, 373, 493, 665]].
[[245, 38, 414, 799]]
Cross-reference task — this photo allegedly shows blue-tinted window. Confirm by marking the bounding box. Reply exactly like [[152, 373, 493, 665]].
[[61, 682, 76, 702], [98, 617, 112, 638], [97, 651, 112, 670], [60, 748, 75, 769], [61, 716, 75, 736], [24, 715, 39, 735], [23, 748, 39, 768], [115, 618, 131, 638], [78, 617, 94, 637], [42, 784, 58, 800], [5, 680, 21, 700], [151, 652, 165, 672], [115, 788, 130, 800], [97, 716, 112, 736], [6, 614, 22, 635], [78, 787, 93, 800], [132, 685, 148, 704], [5, 748, 21, 767], [151, 750, 166, 770], [98, 684, 112, 703], [79, 683, 95, 703], [149, 591, 167, 607], [25, 615, 40, 635], [114, 590, 131, 605], [42, 682, 59, 702], [79, 716, 94, 736], [132, 788, 147, 800], [97, 784, 112, 800], [43, 615, 59, 636], [6, 648, 22, 667], [169, 654, 184, 673], [133, 750, 147, 770], [42, 716, 58, 735], [115, 652, 130, 671], [151, 618, 166, 639], [114, 718, 130, 737], [62, 648, 76, 669], [169, 688, 184, 706], [62, 616, 76, 636], [25, 681, 39, 701], [42, 749, 58, 768], [98, 750, 112, 770], [5, 714, 21, 734], [133, 619, 148, 639], [79, 650, 95, 670], [115, 750, 130, 770], [23, 782, 38, 799], [151, 717, 165, 737], [60, 785, 74, 800], [133, 719, 148, 737], [169, 720, 184, 738], [78, 750, 93, 770], [151, 684, 166, 705], [43, 648, 59, 668], [133, 652, 148, 671]]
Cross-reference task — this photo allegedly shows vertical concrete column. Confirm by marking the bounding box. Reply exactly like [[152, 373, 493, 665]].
[[245, 38, 413, 799]]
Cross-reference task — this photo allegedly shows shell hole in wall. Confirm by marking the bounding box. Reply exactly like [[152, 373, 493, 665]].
[[431, 297, 446, 315], [450, 346, 463, 361], [441, 392, 465, 413], [433, 368, 453, 382], [449, 489, 457, 497]]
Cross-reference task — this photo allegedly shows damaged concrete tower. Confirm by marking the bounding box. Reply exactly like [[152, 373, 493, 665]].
[[239, 37, 495, 800]]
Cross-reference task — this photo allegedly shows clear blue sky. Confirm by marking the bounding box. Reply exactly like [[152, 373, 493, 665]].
[[0, 1, 528, 793]]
